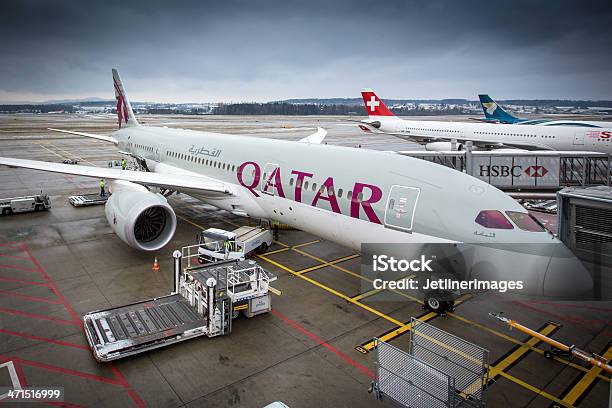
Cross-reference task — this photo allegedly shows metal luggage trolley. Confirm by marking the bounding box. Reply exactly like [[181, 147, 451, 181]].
[[371, 318, 489, 408]]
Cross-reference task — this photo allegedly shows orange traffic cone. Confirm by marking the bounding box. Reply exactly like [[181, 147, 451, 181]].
[[152, 257, 160, 272]]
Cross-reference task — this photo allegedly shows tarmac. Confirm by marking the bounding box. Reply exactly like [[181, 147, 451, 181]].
[[0, 114, 610, 407]]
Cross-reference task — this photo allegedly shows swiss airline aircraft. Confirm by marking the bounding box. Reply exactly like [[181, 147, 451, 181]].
[[0, 70, 592, 302], [359, 89, 612, 153]]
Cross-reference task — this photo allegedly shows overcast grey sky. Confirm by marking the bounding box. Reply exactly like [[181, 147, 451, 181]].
[[1, 0, 611, 103]]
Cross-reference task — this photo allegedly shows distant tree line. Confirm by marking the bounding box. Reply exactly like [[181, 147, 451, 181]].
[[211, 102, 474, 115], [0, 104, 76, 113], [280, 98, 612, 108], [212, 102, 363, 115]]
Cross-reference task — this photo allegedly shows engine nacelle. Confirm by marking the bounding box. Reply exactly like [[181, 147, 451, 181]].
[[105, 188, 177, 251], [425, 142, 464, 151]]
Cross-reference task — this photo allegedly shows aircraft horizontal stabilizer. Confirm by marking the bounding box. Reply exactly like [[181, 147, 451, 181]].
[[298, 127, 327, 144]]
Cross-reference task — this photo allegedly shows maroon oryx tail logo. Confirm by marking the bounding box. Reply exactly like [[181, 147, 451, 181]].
[[113, 78, 129, 128]]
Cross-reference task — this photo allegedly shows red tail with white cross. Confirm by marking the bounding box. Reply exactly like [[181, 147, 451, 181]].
[[361, 88, 394, 117]]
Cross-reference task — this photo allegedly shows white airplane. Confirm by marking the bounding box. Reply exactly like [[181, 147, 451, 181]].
[[359, 89, 612, 153], [0, 70, 592, 308]]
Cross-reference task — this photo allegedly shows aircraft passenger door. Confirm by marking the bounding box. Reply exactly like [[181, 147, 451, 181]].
[[260, 163, 281, 196], [384, 185, 420, 232], [573, 131, 585, 145]]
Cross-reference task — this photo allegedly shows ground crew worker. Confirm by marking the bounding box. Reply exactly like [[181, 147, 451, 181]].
[[121, 158, 126, 170], [99, 179, 106, 197], [225, 239, 232, 253]]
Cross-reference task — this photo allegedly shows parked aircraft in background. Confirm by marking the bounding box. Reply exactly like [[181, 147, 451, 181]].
[[359, 89, 612, 153], [475, 94, 611, 128], [0, 70, 593, 309]]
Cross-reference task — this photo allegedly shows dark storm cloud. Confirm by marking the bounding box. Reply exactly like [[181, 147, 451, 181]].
[[1, 0, 611, 101]]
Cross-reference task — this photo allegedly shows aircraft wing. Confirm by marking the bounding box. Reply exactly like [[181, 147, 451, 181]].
[[356, 123, 553, 151], [48, 128, 118, 144], [0, 157, 231, 194]]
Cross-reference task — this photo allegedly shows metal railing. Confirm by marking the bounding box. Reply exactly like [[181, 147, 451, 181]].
[[181, 242, 247, 268], [409, 318, 489, 407], [226, 263, 270, 301], [373, 339, 455, 408], [371, 318, 490, 408]]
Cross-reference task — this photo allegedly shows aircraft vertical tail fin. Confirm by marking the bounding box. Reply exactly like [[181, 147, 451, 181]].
[[112, 69, 139, 129], [361, 88, 395, 117], [478, 94, 518, 123]]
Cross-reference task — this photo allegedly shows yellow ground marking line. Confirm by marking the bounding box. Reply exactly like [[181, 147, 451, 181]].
[[448, 313, 610, 383], [176, 214, 206, 230], [495, 369, 574, 408], [49, 143, 98, 167], [357, 312, 438, 354], [38, 144, 66, 159], [291, 247, 427, 305], [562, 344, 612, 405], [261, 247, 291, 256], [296, 254, 360, 275], [460, 323, 565, 405], [256, 253, 405, 327], [292, 239, 321, 249], [181, 213, 606, 392], [359, 294, 472, 353], [292, 245, 608, 383], [351, 274, 416, 302], [263, 239, 321, 256], [493, 322, 558, 373]]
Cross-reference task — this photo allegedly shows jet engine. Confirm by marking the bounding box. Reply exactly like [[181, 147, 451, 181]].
[[425, 142, 464, 151], [104, 181, 176, 251]]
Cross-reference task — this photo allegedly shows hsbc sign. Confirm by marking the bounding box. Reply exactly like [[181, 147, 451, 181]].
[[474, 156, 560, 188]]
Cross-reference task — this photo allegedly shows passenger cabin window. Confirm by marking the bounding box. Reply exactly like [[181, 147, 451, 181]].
[[475, 210, 514, 229]]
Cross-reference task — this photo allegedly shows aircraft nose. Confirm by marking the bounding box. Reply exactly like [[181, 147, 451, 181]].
[[543, 243, 593, 298]]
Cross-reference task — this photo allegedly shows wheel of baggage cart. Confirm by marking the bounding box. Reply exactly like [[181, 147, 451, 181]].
[[258, 242, 269, 254]]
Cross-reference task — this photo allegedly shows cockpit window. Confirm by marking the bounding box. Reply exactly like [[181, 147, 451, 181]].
[[475, 210, 514, 229], [505, 211, 545, 232]]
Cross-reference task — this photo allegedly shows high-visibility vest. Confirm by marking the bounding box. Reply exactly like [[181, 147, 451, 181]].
[[100, 180, 105, 188]]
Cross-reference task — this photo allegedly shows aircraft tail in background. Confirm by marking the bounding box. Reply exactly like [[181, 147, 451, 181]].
[[361, 88, 395, 117], [478, 94, 522, 124]]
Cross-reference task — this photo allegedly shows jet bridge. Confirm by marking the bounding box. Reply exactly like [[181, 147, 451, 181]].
[[398, 150, 611, 195], [83, 247, 276, 362]]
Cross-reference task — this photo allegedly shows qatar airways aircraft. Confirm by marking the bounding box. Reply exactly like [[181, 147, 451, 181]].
[[0, 70, 593, 306], [358, 89, 612, 153]]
